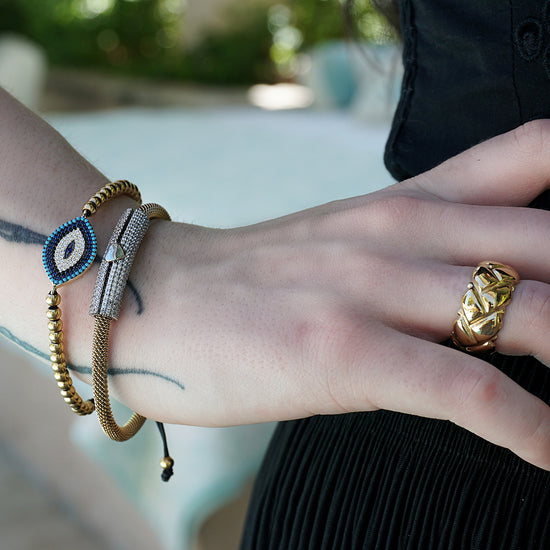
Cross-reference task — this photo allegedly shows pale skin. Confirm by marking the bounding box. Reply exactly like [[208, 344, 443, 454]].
[[3, 87, 550, 471]]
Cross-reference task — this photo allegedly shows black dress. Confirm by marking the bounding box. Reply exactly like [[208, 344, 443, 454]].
[[241, 1, 550, 548]]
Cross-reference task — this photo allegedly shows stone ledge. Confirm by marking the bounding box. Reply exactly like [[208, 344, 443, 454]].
[[42, 68, 250, 113]]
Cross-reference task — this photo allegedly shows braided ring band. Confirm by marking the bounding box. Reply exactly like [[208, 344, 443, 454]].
[[451, 261, 520, 353]]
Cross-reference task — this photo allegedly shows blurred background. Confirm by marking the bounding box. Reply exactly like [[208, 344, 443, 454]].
[[0, 1, 401, 549]]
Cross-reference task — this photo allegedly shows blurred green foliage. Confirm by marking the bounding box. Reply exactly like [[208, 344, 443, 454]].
[[0, 0, 395, 84]]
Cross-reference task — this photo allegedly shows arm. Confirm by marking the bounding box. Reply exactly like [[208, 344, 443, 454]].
[[3, 87, 550, 470]]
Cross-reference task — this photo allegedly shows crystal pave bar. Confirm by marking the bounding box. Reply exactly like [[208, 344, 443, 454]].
[[89, 208, 149, 320]]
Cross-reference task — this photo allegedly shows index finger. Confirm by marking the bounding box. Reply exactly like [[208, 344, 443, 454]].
[[404, 120, 550, 207]]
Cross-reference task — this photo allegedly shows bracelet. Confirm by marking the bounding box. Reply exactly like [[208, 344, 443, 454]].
[[89, 204, 171, 441], [42, 180, 142, 415]]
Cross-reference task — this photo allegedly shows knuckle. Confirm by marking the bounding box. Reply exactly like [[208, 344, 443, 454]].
[[364, 193, 428, 235], [448, 365, 504, 423]]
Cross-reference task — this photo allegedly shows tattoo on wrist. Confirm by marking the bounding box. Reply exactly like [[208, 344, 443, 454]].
[[0, 325, 185, 390], [0, 218, 143, 314], [0, 219, 46, 245]]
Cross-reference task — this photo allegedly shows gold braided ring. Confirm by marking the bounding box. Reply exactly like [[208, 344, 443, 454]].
[[451, 261, 520, 353]]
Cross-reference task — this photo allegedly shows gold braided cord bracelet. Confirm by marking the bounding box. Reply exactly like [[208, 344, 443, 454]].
[[43, 180, 141, 416], [89, 203, 171, 443]]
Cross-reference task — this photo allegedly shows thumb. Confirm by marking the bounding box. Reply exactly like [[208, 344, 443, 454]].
[[403, 120, 550, 206]]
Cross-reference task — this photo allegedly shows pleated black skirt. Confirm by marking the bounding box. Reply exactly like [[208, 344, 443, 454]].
[[241, 354, 550, 549]]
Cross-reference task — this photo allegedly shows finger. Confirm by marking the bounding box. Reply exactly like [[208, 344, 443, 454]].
[[355, 260, 550, 368], [402, 120, 550, 206], [343, 256, 470, 339], [381, 200, 550, 281], [495, 280, 550, 359], [354, 328, 550, 470]]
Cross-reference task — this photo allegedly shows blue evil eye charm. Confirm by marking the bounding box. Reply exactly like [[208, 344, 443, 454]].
[[42, 217, 97, 286]]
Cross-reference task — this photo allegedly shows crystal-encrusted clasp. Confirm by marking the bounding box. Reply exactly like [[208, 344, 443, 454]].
[[42, 217, 97, 286]]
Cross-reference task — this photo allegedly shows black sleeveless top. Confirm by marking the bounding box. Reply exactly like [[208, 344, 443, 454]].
[[241, 2, 550, 548]]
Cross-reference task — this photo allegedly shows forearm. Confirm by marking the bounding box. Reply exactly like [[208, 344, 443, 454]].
[[0, 88, 156, 403], [0, 88, 249, 428], [0, 88, 253, 428]]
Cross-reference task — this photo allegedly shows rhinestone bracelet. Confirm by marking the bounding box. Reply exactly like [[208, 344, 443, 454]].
[[89, 203, 174, 480], [42, 181, 141, 415], [89, 204, 171, 439]]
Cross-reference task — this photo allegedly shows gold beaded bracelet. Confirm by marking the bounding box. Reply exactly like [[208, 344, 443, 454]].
[[89, 203, 174, 478], [42, 180, 141, 415]]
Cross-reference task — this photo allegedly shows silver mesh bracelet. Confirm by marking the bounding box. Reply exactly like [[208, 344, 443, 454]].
[[88, 203, 174, 481]]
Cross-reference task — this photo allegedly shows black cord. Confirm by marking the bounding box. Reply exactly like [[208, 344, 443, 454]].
[[156, 421, 174, 482]]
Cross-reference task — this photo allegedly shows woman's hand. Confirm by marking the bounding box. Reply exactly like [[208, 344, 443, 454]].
[[115, 120, 550, 472], [1, 84, 550, 471]]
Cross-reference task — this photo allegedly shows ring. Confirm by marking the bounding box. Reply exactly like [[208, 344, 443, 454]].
[[451, 261, 520, 353]]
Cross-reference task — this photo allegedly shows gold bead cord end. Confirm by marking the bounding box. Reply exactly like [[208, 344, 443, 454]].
[[160, 456, 175, 482], [160, 456, 174, 470]]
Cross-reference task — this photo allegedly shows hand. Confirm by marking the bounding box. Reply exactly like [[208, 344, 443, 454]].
[[2, 91, 549, 472], [105, 120, 550, 471]]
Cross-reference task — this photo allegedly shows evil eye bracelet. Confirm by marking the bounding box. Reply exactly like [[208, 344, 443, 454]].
[[42, 180, 142, 415], [89, 203, 174, 480]]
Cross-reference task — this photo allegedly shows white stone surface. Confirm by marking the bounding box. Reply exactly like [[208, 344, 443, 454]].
[[0, 33, 47, 110]]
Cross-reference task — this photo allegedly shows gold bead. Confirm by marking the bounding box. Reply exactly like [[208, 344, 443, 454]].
[[83, 201, 97, 215], [49, 342, 64, 354], [46, 307, 61, 321], [61, 386, 76, 398], [54, 371, 68, 382], [46, 293, 60, 307], [51, 362, 66, 373], [49, 331, 63, 344], [160, 457, 174, 470], [102, 186, 113, 198], [89, 196, 100, 208], [47, 319, 63, 332], [50, 352, 66, 364], [97, 190, 108, 201], [92, 195, 104, 207]]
